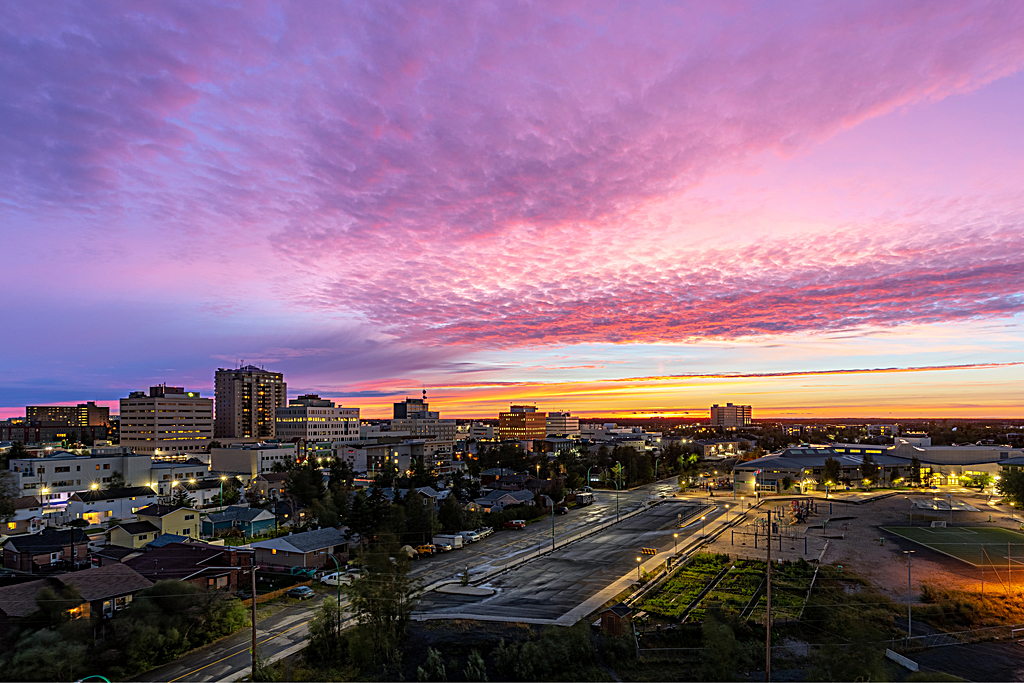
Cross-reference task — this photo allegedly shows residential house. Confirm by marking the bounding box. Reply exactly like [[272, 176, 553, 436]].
[[249, 526, 351, 569], [135, 504, 202, 538], [202, 506, 276, 538], [0, 576, 89, 634], [2, 528, 89, 573], [250, 472, 289, 501], [4, 496, 48, 535], [54, 563, 153, 619], [109, 521, 163, 549], [124, 541, 253, 591], [479, 467, 517, 486], [473, 489, 535, 513], [66, 486, 159, 525]]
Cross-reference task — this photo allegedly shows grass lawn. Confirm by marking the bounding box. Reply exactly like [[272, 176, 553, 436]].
[[881, 526, 1024, 567]]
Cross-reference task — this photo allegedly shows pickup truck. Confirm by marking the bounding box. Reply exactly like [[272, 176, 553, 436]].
[[459, 530, 481, 543], [503, 519, 526, 529]]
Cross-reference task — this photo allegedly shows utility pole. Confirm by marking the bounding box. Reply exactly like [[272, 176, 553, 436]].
[[251, 565, 258, 673], [904, 550, 914, 639], [764, 510, 772, 682]]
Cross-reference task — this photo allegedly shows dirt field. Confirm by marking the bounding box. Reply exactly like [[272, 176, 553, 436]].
[[703, 492, 1018, 600]]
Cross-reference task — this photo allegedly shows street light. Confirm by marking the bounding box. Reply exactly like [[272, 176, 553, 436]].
[[904, 550, 915, 638], [636, 557, 642, 581], [725, 504, 730, 523], [220, 475, 227, 508], [701, 515, 707, 537], [673, 532, 678, 554]]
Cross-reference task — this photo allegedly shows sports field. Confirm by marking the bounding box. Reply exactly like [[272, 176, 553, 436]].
[[881, 526, 1024, 567]]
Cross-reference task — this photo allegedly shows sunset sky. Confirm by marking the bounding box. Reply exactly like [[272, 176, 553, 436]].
[[3, 1, 1024, 419]]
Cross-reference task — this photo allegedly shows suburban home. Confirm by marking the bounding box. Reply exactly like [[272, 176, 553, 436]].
[[179, 476, 244, 508], [250, 472, 289, 501], [0, 563, 153, 635], [202, 506, 276, 538], [66, 486, 159, 525], [2, 527, 89, 573], [109, 520, 163, 549], [4, 496, 48, 535], [135, 503, 202, 538], [473, 489, 535, 513], [54, 562, 153, 619], [479, 467, 517, 486], [124, 541, 253, 591], [249, 526, 351, 569]]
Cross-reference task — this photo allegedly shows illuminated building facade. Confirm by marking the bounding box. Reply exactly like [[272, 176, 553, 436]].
[[214, 365, 287, 439], [120, 386, 213, 456], [498, 405, 548, 441]]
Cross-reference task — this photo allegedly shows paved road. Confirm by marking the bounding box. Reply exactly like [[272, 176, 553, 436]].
[[415, 499, 718, 622], [136, 596, 332, 682], [135, 477, 692, 681]]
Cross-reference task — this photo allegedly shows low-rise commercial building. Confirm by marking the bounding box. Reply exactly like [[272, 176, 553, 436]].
[[275, 394, 360, 444], [210, 443, 297, 478], [119, 385, 213, 456]]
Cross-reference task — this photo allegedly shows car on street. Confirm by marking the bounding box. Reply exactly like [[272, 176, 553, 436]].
[[416, 544, 436, 556], [347, 567, 367, 578], [433, 541, 453, 552], [320, 572, 353, 586], [555, 506, 569, 515], [503, 519, 526, 529], [286, 586, 316, 600], [474, 526, 494, 538]]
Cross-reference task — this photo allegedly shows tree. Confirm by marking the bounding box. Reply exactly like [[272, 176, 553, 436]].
[[2, 441, 28, 469], [998, 468, 1024, 507], [910, 456, 922, 486], [464, 650, 488, 682], [344, 535, 420, 672], [438, 494, 466, 533], [860, 453, 879, 488], [417, 647, 447, 681], [700, 609, 740, 681], [822, 457, 842, 487], [285, 458, 326, 507], [206, 440, 223, 452], [0, 470, 17, 522], [170, 486, 194, 509], [306, 599, 347, 666], [109, 470, 127, 489]]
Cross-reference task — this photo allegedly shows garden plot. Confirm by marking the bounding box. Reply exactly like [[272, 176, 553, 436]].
[[640, 553, 731, 620], [745, 559, 816, 623]]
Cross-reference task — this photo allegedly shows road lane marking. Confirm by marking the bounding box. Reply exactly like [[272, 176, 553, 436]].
[[166, 620, 307, 682]]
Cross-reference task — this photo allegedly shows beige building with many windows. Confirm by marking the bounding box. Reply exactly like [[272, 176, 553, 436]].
[[275, 394, 359, 443], [119, 386, 213, 456], [710, 403, 752, 428], [214, 365, 287, 439]]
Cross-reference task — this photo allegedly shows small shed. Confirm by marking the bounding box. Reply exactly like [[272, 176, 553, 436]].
[[600, 603, 633, 636]]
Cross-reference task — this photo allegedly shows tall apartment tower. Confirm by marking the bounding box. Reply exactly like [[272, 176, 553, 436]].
[[710, 403, 752, 428], [498, 405, 548, 441], [214, 365, 287, 439]]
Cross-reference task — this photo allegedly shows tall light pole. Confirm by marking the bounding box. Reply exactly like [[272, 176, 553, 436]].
[[948, 493, 953, 526], [220, 475, 227, 508], [673, 532, 678, 554], [586, 465, 594, 490], [904, 550, 915, 638], [636, 556, 642, 582], [763, 509, 772, 682], [701, 515, 707, 538], [616, 461, 622, 523]]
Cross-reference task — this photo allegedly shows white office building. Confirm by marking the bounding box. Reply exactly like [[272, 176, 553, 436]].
[[120, 385, 213, 456], [275, 394, 360, 443]]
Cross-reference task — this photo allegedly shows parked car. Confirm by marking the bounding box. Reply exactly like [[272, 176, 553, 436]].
[[416, 544, 436, 556], [555, 506, 569, 515], [474, 526, 494, 538], [503, 519, 526, 529], [347, 567, 367, 578], [433, 541, 453, 552], [459, 530, 482, 543], [320, 572, 353, 586], [286, 586, 315, 600]]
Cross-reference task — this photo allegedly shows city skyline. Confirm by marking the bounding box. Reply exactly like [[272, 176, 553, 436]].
[[3, 2, 1024, 419]]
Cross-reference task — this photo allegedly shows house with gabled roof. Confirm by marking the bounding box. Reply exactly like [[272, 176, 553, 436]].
[[109, 520, 163, 549], [124, 541, 253, 592], [202, 506, 276, 538], [66, 486, 158, 525], [135, 503, 201, 539], [473, 489, 535, 513], [249, 526, 351, 568], [53, 562, 153, 619], [2, 527, 89, 573]]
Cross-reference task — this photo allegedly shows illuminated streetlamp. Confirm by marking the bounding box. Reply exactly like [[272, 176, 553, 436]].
[[636, 556, 642, 581], [701, 514, 707, 537], [673, 532, 678, 554]]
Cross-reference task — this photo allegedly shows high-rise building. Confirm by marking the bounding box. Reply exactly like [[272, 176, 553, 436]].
[[276, 394, 360, 443], [120, 385, 214, 456], [26, 401, 110, 427], [545, 411, 579, 436], [390, 393, 456, 441], [710, 403, 752, 428], [498, 405, 548, 441], [214, 365, 287, 439]]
